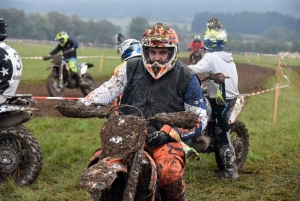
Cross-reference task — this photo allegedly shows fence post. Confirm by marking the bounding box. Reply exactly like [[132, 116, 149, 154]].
[[99, 53, 104, 72]]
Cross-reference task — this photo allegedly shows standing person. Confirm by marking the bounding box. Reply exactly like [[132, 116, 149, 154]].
[[80, 22, 207, 200], [45, 31, 86, 89], [115, 31, 125, 46], [115, 31, 125, 53], [189, 18, 239, 180], [188, 35, 204, 63], [0, 18, 23, 105]]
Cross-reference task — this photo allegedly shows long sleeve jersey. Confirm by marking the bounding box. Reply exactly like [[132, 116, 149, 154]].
[[0, 41, 22, 104], [189, 51, 239, 99], [49, 38, 78, 60]]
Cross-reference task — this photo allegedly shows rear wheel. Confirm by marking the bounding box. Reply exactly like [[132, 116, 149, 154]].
[[215, 120, 249, 170], [0, 125, 43, 185], [80, 73, 96, 96], [46, 73, 65, 97]]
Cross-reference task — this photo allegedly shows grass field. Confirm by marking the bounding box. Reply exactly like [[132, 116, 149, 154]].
[[1, 42, 300, 201]]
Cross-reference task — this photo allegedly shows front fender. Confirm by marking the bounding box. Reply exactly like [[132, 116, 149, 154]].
[[80, 157, 127, 193]]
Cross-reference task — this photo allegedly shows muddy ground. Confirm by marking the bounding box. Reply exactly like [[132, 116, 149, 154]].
[[16, 58, 297, 117]]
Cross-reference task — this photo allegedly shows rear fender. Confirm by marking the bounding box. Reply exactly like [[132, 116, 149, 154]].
[[78, 63, 94, 75], [77, 63, 88, 75], [229, 94, 246, 124]]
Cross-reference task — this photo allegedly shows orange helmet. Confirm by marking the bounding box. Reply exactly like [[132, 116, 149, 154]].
[[141, 22, 179, 79]]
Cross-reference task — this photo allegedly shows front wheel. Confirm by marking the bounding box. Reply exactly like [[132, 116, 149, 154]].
[[80, 73, 96, 96], [0, 125, 43, 185], [46, 73, 65, 97], [215, 120, 249, 170]]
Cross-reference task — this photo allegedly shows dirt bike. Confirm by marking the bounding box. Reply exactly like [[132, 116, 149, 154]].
[[187, 73, 249, 170], [191, 49, 202, 64], [56, 100, 198, 201], [43, 54, 96, 97], [0, 94, 43, 185]]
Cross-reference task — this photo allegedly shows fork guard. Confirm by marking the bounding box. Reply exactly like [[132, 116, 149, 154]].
[[81, 150, 157, 199]]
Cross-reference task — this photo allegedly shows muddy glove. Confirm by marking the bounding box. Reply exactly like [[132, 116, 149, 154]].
[[146, 131, 176, 149], [209, 73, 225, 84]]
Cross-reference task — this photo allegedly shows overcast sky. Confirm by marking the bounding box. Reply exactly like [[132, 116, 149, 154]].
[[2, 0, 300, 20]]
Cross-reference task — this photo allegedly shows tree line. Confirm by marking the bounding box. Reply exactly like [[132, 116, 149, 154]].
[[1, 8, 299, 54]]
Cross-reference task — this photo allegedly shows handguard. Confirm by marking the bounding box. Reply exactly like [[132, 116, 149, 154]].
[[56, 99, 109, 118]]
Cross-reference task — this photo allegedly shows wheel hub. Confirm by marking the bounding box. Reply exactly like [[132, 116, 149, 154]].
[[0, 147, 19, 173]]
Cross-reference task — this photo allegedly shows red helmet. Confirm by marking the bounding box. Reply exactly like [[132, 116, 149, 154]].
[[141, 22, 179, 79]]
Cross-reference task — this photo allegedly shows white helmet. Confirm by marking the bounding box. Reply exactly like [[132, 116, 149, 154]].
[[195, 35, 201, 40]]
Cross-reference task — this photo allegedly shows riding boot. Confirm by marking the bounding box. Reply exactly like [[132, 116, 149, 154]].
[[74, 72, 88, 87], [215, 144, 239, 180]]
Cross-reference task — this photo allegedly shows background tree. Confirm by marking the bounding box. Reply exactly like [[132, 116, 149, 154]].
[[128, 16, 149, 40], [263, 27, 300, 41]]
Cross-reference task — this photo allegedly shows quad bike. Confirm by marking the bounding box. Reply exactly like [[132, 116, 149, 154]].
[[187, 73, 249, 170], [43, 54, 96, 97], [56, 100, 199, 201], [191, 49, 202, 64], [0, 94, 43, 185]]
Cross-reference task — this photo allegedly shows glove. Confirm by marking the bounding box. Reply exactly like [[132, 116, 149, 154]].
[[209, 73, 225, 84], [181, 141, 201, 162], [146, 131, 175, 149]]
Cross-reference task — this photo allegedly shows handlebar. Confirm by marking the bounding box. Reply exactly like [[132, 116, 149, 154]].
[[56, 100, 198, 129], [43, 55, 53, 61], [201, 73, 230, 84]]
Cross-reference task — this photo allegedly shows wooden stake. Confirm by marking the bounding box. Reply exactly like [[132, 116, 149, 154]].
[[274, 83, 280, 122], [99, 53, 104, 72], [245, 52, 249, 63]]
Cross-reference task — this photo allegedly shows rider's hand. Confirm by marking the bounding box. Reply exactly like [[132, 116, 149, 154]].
[[146, 131, 176, 149]]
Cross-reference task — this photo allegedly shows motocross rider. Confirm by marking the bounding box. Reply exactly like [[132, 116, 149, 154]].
[[0, 18, 23, 105], [189, 18, 240, 180], [80, 22, 207, 200], [46, 31, 87, 88], [188, 35, 204, 63], [113, 38, 142, 105]]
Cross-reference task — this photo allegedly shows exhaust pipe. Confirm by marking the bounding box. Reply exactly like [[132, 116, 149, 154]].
[[0, 111, 33, 128], [14, 99, 30, 106]]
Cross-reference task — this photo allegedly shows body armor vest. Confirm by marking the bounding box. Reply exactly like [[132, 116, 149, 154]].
[[120, 57, 195, 118]]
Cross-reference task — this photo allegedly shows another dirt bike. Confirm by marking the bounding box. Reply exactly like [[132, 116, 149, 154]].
[[43, 54, 96, 97], [56, 100, 198, 201], [0, 94, 43, 185], [187, 73, 249, 170], [191, 49, 202, 64]]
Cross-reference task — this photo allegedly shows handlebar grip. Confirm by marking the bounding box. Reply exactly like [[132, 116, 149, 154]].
[[43, 55, 53, 61]]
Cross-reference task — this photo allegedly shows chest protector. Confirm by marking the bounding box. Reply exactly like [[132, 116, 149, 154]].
[[120, 57, 195, 118]]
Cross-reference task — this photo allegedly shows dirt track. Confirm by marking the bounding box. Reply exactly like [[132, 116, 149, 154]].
[[16, 58, 278, 117]]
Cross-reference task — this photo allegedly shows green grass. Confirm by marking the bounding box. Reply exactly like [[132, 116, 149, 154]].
[[232, 54, 300, 69], [1, 42, 300, 200]]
